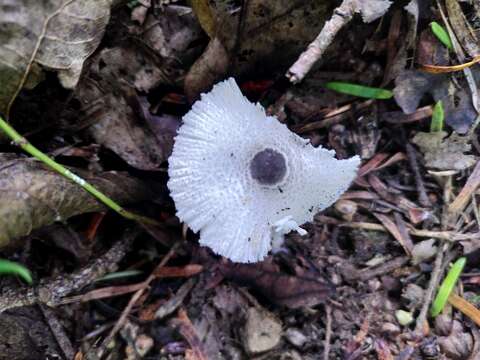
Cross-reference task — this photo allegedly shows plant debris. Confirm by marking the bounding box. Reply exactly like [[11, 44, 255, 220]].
[[0, 0, 480, 358]]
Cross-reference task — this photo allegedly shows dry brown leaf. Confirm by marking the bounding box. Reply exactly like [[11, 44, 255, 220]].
[[412, 131, 476, 171], [171, 308, 209, 360], [130, 5, 204, 88], [0, 308, 63, 358], [72, 77, 170, 170], [184, 37, 230, 102], [438, 319, 474, 359], [191, 0, 216, 37], [185, 0, 336, 100], [446, 0, 480, 58], [0, 0, 111, 117], [65, 6, 198, 168], [394, 69, 477, 133], [0, 155, 153, 249], [220, 262, 334, 308]]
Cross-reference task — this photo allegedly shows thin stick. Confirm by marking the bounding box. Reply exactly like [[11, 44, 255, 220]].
[[91, 242, 181, 359], [448, 293, 480, 327], [323, 304, 332, 360], [286, 0, 356, 83], [406, 143, 431, 207], [0, 230, 137, 313], [0, 115, 159, 226], [414, 244, 445, 334], [449, 161, 480, 215], [318, 217, 479, 241]]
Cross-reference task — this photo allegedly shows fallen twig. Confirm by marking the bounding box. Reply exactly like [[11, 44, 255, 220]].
[[170, 308, 209, 360], [0, 229, 138, 313], [317, 215, 480, 241], [415, 245, 445, 334], [406, 142, 432, 207], [88, 241, 181, 359], [41, 304, 76, 360], [347, 256, 409, 282], [286, 0, 357, 83], [155, 278, 196, 320], [449, 161, 480, 215], [323, 304, 332, 360]]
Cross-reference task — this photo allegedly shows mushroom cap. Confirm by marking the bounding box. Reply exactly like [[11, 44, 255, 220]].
[[168, 78, 360, 263]]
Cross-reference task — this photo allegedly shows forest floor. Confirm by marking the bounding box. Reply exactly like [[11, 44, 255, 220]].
[[1, 1, 480, 359]]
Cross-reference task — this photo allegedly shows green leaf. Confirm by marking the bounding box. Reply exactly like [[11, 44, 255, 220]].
[[431, 257, 466, 317], [0, 259, 32, 284], [430, 100, 444, 132], [430, 21, 453, 50], [324, 81, 393, 99]]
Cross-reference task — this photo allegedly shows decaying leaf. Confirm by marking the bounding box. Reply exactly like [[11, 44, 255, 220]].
[[0, 307, 63, 359], [417, 29, 450, 66], [393, 70, 448, 114], [394, 69, 477, 133], [220, 262, 334, 308], [190, 0, 216, 37], [129, 5, 204, 88], [412, 131, 476, 170], [73, 77, 171, 170], [186, 0, 335, 99], [184, 37, 230, 102], [0, 0, 111, 116], [65, 5, 203, 168], [438, 319, 474, 359], [0, 155, 154, 249], [446, 0, 480, 58], [186, 284, 248, 359]]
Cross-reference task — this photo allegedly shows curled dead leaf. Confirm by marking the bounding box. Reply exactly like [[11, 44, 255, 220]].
[[185, 0, 335, 100], [0, 0, 111, 117], [412, 131, 476, 171], [0, 155, 154, 249], [220, 262, 334, 309]]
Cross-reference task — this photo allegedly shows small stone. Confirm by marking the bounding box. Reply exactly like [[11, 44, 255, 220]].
[[279, 350, 303, 360], [411, 239, 437, 265], [334, 199, 357, 222], [367, 279, 382, 292], [284, 328, 308, 348], [135, 334, 154, 357], [395, 309, 414, 326], [243, 307, 282, 354]]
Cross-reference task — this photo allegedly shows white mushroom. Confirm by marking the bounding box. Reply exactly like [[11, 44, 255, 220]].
[[167, 78, 360, 263]]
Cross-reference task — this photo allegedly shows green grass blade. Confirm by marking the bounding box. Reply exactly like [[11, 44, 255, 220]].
[[430, 21, 453, 50], [430, 100, 444, 132], [431, 257, 466, 317], [0, 259, 32, 284], [325, 81, 393, 99], [0, 115, 159, 226]]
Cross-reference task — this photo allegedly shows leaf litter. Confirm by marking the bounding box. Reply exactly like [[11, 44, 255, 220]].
[[1, 0, 480, 359]]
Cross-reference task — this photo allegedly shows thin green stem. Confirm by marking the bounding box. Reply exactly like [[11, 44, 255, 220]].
[[0, 115, 159, 226]]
